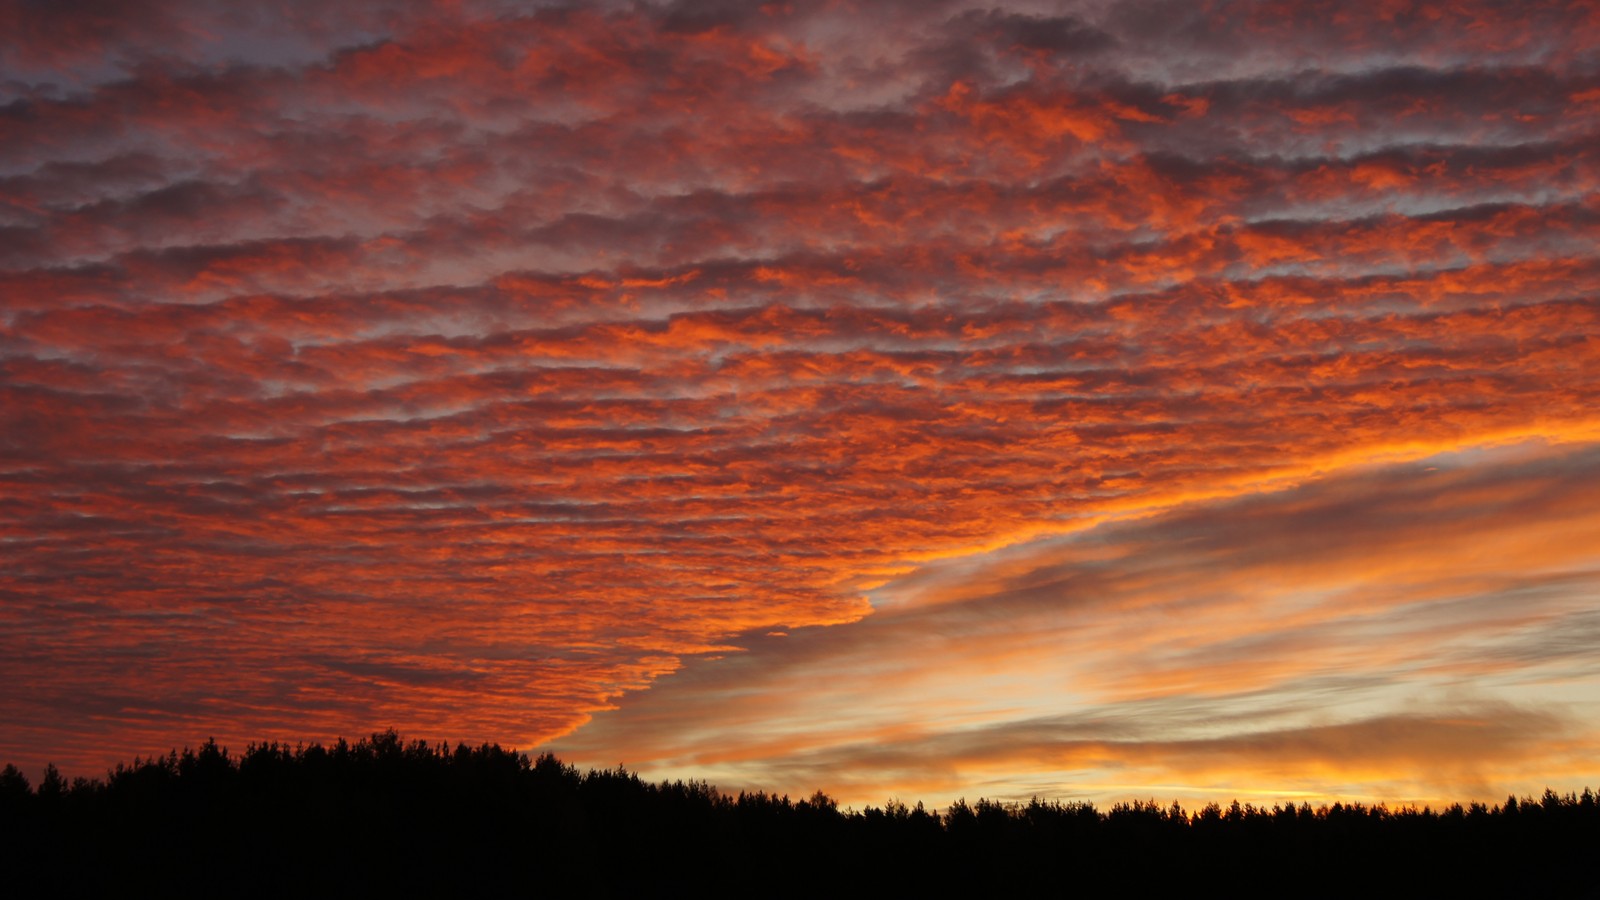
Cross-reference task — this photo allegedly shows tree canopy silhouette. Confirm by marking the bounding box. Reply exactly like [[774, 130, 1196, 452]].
[[2, 731, 1594, 897]]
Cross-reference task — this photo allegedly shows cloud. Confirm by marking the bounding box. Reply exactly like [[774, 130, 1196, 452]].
[[660, 706, 1579, 806], [0, 0, 1597, 798], [553, 442, 1600, 806]]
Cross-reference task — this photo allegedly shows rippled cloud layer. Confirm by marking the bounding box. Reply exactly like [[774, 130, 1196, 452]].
[[3, 0, 1597, 799]]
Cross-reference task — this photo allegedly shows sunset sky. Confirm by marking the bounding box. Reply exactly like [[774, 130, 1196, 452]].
[[3, 0, 1599, 809]]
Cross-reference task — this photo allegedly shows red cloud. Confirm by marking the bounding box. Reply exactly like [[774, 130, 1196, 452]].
[[2, 0, 1598, 802]]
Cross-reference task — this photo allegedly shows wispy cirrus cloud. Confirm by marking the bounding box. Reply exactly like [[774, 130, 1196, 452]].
[[555, 442, 1600, 806]]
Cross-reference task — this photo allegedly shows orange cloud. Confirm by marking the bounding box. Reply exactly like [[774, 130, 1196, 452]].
[[554, 441, 1600, 807], [2, 0, 1598, 804]]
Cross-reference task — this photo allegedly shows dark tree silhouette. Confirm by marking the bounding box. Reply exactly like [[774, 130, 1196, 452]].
[[1, 731, 1595, 897]]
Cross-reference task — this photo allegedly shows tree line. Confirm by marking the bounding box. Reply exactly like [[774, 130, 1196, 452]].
[[2, 731, 1594, 896]]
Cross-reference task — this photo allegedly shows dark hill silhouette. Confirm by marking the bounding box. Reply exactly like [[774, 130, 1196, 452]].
[[1, 731, 1595, 897]]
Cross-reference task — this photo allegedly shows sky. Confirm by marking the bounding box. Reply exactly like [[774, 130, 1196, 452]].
[[2, 0, 1598, 809]]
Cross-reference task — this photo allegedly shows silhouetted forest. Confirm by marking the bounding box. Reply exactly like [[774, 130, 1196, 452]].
[[2, 731, 1595, 897]]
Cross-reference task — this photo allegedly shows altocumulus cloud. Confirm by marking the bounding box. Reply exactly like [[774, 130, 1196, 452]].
[[1, 0, 1598, 802]]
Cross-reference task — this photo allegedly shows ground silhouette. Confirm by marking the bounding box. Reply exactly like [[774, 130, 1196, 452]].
[[2, 731, 1594, 896]]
